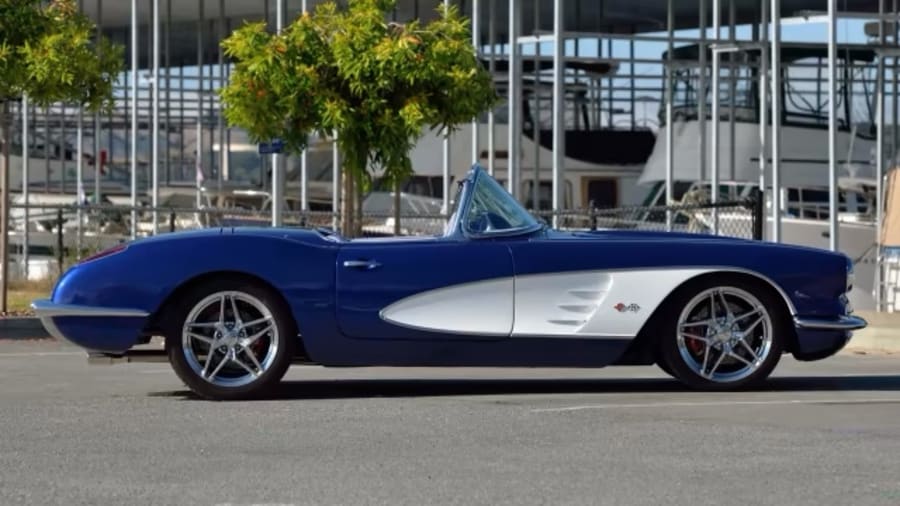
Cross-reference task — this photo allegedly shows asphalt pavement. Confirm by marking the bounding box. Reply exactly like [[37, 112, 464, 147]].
[[1, 339, 899, 506]]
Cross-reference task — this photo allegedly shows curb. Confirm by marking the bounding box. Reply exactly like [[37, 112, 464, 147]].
[[0, 318, 51, 340]]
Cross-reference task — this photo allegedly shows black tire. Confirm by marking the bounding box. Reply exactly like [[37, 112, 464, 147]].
[[164, 277, 296, 400], [658, 276, 787, 391]]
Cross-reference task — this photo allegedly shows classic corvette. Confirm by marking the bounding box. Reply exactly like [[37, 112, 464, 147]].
[[32, 165, 867, 400]]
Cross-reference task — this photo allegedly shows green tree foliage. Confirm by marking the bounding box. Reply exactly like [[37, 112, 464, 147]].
[[0, 0, 124, 312], [219, 0, 497, 212], [0, 0, 123, 110]]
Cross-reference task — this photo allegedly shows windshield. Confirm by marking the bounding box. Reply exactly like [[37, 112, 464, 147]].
[[462, 170, 540, 235]]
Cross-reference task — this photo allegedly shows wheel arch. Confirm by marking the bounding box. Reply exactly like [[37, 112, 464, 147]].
[[614, 268, 799, 365], [143, 270, 306, 357]]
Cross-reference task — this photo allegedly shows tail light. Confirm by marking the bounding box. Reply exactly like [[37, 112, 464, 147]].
[[80, 243, 127, 264]]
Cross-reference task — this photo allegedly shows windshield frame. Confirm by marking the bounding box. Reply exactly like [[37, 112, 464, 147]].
[[445, 165, 544, 240]]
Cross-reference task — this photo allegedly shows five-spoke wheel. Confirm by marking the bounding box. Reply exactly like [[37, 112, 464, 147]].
[[659, 277, 785, 390], [165, 279, 295, 400]]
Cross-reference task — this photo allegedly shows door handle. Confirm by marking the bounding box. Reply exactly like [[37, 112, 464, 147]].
[[343, 259, 382, 270]]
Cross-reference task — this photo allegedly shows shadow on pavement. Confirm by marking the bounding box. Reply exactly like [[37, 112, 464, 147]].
[[150, 374, 900, 401]]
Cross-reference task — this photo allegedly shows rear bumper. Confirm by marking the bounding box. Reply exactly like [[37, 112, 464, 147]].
[[31, 299, 150, 353], [793, 315, 868, 331]]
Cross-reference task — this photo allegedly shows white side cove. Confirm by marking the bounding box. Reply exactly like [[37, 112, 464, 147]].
[[379, 269, 720, 339], [379, 278, 515, 336]]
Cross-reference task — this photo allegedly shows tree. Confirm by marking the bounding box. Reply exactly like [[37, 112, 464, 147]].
[[0, 0, 124, 313], [219, 0, 497, 236]]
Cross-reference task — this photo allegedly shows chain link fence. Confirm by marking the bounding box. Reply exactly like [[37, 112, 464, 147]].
[[6, 191, 762, 281]]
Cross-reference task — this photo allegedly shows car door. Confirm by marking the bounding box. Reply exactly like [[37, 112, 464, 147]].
[[335, 237, 515, 340]]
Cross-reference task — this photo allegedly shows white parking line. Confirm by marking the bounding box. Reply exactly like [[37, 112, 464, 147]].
[[532, 397, 900, 413]]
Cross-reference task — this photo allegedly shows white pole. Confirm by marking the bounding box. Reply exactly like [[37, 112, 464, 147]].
[[332, 131, 339, 230], [487, 0, 496, 176], [152, 0, 160, 234], [76, 109, 83, 258], [759, 0, 768, 205], [442, 0, 451, 215], [196, 0, 204, 221], [711, 0, 720, 234], [698, 0, 708, 184], [300, 0, 308, 212], [826, 0, 838, 251], [665, 0, 674, 231], [21, 96, 29, 279], [508, 0, 521, 199], [471, 0, 480, 167], [770, 0, 782, 242], [130, 0, 138, 239], [272, 0, 284, 226], [876, 1, 885, 311], [552, 0, 564, 229]]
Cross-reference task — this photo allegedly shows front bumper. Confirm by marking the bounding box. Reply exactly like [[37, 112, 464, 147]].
[[793, 315, 868, 331], [30, 299, 151, 352]]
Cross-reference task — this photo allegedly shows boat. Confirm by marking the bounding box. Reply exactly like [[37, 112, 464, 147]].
[[638, 42, 880, 310]]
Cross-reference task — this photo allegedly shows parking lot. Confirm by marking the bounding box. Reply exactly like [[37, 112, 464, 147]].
[[1, 338, 900, 506]]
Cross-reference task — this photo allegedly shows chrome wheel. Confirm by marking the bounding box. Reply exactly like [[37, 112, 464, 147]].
[[676, 286, 773, 383], [181, 290, 279, 388]]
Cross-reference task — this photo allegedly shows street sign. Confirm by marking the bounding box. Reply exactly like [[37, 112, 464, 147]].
[[258, 139, 284, 155]]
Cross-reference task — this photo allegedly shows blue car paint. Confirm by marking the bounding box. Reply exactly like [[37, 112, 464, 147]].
[[44, 165, 856, 366], [335, 240, 514, 340]]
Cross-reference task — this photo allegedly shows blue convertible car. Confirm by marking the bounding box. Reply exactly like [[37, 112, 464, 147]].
[[33, 165, 866, 400]]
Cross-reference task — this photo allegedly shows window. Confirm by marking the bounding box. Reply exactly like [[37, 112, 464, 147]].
[[464, 171, 539, 235]]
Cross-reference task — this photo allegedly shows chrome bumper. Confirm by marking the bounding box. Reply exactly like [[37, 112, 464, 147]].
[[793, 315, 868, 331], [31, 299, 150, 318], [30, 299, 150, 348]]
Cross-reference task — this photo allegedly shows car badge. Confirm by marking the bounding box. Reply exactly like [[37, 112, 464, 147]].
[[614, 303, 641, 313]]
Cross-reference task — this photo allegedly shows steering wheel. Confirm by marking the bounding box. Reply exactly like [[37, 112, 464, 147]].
[[468, 211, 511, 234]]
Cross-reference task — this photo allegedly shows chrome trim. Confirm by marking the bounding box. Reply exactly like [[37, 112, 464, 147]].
[[793, 315, 868, 331], [31, 299, 150, 318], [30, 299, 150, 351]]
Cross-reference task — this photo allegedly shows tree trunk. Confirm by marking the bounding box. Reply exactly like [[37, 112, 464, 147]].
[[0, 101, 10, 313], [393, 179, 401, 236]]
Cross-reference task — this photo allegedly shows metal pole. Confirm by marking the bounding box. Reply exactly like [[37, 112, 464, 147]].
[[508, 0, 521, 199], [76, 110, 83, 257], [876, 0, 886, 312], [698, 0, 708, 184], [471, 0, 480, 167], [332, 131, 339, 230], [894, 0, 898, 169], [442, 0, 451, 215], [532, 0, 540, 211], [759, 0, 768, 213], [94, 0, 102, 204], [196, 0, 204, 218], [552, 0, 564, 228], [487, 0, 496, 176], [827, 0, 838, 251], [771, 0, 782, 242], [665, 0, 674, 231], [300, 0, 309, 211], [728, 0, 736, 182], [272, 0, 283, 226], [130, 0, 138, 239], [151, 0, 160, 234], [21, 96, 29, 280], [0, 102, 8, 312], [218, 0, 227, 205], [711, 0, 720, 234]]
